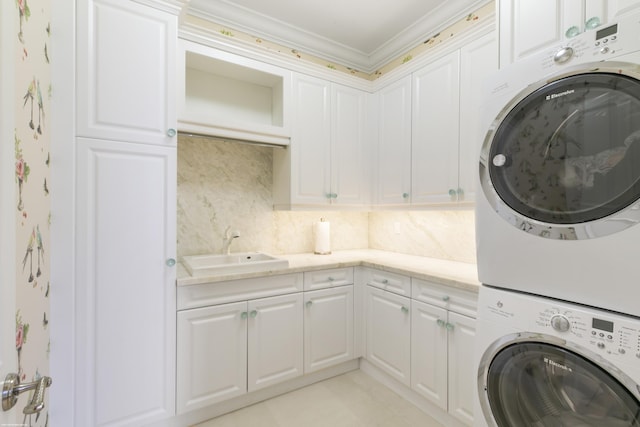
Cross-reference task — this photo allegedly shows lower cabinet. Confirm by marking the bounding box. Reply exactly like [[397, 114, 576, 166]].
[[176, 293, 303, 414], [304, 285, 354, 373], [411, 300, 476, 426], [364, 285, 411, 386]]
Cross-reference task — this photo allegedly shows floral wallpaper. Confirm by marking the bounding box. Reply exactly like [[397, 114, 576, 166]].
[[185, 2, 494, 80], [13, 0, 51, 425]]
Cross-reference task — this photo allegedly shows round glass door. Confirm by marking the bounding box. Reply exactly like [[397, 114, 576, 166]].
[[481, 65, 640, 239], [485, 342, 640, 426]]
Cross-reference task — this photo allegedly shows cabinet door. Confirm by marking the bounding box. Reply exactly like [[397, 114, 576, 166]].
[[77, 0, 177, 145], [331, 84, 369, 205], [411, 51, 460, 205], [447, 312, 477, 427], [458, 32, 498, 205], [365, 286, 411, 386], [499, 0, 565, 66], [248, 293, 304, 391], [304, 286, 354, 373], [176, 302, 248, 413], [290, 74, 331, 204], [376, 76, 412, 205], [75, 138, 176, 426], [410, 300, 448, 411]]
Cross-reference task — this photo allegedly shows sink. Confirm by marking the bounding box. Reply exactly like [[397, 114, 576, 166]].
[[182, 252, 289, 276]]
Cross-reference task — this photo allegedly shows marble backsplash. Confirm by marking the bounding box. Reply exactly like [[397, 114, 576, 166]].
[[177, 136, 476, 264]]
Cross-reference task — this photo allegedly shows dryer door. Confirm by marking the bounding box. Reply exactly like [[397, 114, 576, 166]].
[[478, 334, 640, 427], [480, 63, 640, 239]]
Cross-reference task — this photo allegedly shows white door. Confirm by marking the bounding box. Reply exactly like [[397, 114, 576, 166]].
[[247, 293, 303, 392], [411, 50, 461, 205], [1, 2, 17, 424], [304, 286, 354, 373], [447, 311, 476, 426], [176, 301, 248, 413], [365, 286, 411, 386]]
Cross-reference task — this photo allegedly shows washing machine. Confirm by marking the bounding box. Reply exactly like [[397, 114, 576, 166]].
[[474, 285, 640, 427], [476, 10, 640, 318]]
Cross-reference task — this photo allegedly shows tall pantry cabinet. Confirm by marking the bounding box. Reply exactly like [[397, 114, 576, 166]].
[[73, 1, 178, 426]]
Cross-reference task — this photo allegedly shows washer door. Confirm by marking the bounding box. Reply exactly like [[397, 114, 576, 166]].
[[480, 62, 640, 239], [478, 333, 640, 427]]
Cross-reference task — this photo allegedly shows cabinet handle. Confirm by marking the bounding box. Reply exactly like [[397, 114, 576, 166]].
[[306, 301, 313, 308], [166, 128, 177, 137], [436, 319, 446, 327], [332, 193, 338, 199], [165, 258, 176, 267], [381, 279, 389, 285], [241, 311, 248, 319], [250, 310, 258, 318], [457, 188, 464, 200], [400, 306, 409, 314], [448, 189, 457, 200], [442, 295, 450, 302], [402, 192, 409, 199], [445, 322, 455, 331], [565, 25, 580, 38], [585, 16, 601, 30], [328, 277, 334, 282]]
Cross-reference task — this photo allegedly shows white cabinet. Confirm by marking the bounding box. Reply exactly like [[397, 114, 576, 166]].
[[75, 138, 176, 426], [447, 311, 477, 426], [498, 0, 640, 67], [458, 32, 499, 204], [176, 302, 247, 413], [76, 0, 177, 145], [304, 286, 354, 373], [274, 74, 369, 208], [375, 76, 412, 205], [411, 51, 461, 205], [176, 292, 303, 413], [375, 30, 496, 207], [248, 293, 304, 391], [364, 286, 411, 386], [177, 39, 292, 146], [411, 280, 477, 426]]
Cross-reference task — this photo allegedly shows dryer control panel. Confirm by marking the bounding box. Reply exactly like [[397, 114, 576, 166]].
[[540, 10, 640, 72]]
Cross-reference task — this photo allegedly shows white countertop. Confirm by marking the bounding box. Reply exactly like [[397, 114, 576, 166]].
[[177, 249, 480, 293]]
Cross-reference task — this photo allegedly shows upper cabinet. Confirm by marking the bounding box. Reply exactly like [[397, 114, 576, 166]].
[[177, 39, 292, 146], [375, 76, 413, 206], [411, 51, 461, 205], [374, 30, 497, 207], [273, 73, 370, 209], [499, 0, 640, 66], [76, 0, 177, 145]]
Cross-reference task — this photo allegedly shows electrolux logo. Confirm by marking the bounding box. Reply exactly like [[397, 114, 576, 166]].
[[546, 89, 575, 101], [544, 357, 573, 372]]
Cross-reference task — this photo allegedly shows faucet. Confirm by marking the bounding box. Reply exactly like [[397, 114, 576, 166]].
[[222, 226, 240, 254]]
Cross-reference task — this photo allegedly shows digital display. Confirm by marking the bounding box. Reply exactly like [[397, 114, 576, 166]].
[[596, 24, 618, 40], [592, 318, 614, 332]]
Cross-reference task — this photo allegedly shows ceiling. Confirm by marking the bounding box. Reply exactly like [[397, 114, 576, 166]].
[[184, 0, 490, 73]]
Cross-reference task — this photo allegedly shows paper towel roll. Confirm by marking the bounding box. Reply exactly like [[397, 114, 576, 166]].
[[314, 220, 331, 255]]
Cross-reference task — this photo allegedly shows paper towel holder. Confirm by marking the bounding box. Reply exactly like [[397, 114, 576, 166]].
[[314, 218, 331, 255]]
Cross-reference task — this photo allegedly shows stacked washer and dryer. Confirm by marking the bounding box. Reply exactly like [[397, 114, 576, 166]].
[[475, 10, 640, 427]]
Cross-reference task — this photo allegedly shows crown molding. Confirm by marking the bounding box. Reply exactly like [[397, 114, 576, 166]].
[[182, 0, 492, 74]]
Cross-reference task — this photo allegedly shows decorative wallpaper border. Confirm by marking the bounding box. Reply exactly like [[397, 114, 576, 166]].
[[184, 1, 494, 81]]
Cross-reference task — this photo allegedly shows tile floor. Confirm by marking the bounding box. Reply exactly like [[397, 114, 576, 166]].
[[193, 370, 447, 427]]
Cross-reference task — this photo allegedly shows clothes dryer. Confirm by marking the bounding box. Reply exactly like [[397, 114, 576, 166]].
[[476, 11, 640, 317], [474, 285, 640, 427]]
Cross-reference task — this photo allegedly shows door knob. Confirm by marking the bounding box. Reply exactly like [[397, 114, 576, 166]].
[[2, 373, 52, 414]]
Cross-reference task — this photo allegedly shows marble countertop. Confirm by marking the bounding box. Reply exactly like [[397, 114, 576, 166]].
[[177, 249, 480, 293]]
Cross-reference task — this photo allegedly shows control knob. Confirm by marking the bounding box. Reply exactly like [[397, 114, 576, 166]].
[[553, 47, 574, 64], [550, 314, 571, 332]]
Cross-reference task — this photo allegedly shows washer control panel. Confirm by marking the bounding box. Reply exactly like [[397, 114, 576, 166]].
[[481, 286, 640, 365]]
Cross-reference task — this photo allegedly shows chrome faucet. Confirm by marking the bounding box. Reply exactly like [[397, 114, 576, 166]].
[[222, 226, 240, 254]]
